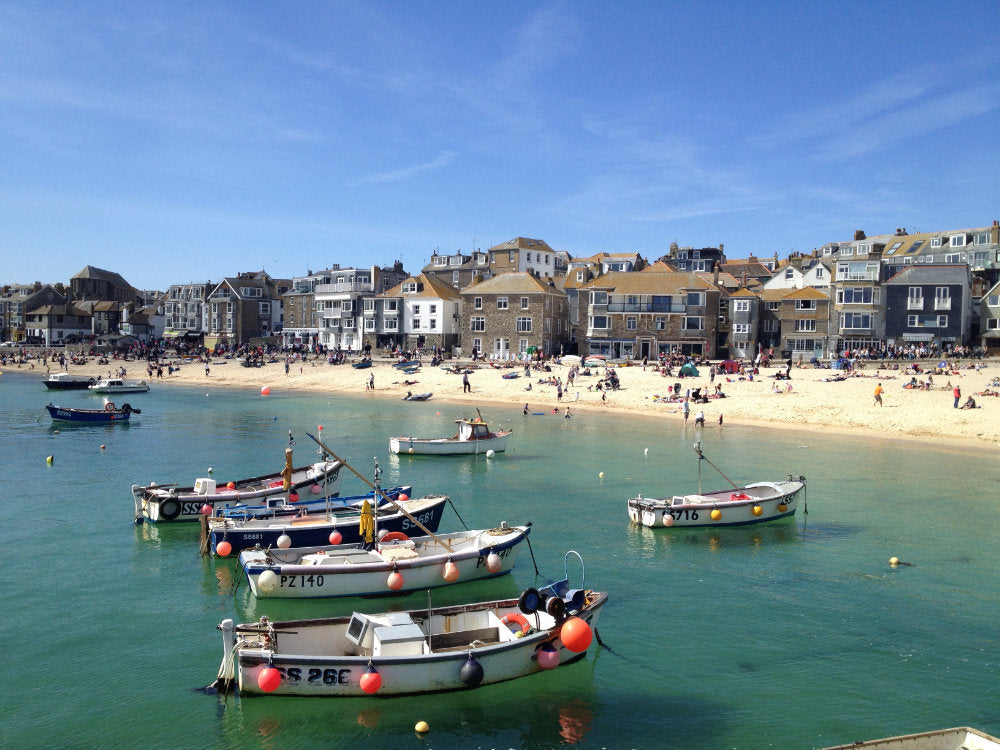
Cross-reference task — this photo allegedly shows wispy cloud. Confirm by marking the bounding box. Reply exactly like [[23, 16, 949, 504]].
[[354, 150, 459, 185]]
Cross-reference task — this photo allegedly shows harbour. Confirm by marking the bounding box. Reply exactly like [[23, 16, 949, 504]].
[[1, 368, 997, 748]]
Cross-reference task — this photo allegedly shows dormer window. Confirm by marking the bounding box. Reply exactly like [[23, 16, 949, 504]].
[[931, 237, 943, 248], [950, 234, 966, 247]]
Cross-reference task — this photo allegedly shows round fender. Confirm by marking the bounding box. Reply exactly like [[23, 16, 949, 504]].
[[380, 531, 409, 542], [105, 402, 117, 411], [501, 612, 532, 636], [159, 498, 181, 521]]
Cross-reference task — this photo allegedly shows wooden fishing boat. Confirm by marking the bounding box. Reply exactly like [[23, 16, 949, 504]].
[[239, 522, 531, 599], [208, 494, 449, 555], [820, 727, 1000, 750], [42, 372, 97, 390], [88, 377, 150, 393], [626, 442, 806, 528], [46, 402, 139, 423], [214, 486, 411, 522], [132, 448, 343, 523], [212, 558, 606, 696], [389, 413, 511, 455]]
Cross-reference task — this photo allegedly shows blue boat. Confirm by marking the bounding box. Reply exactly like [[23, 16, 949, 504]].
[[208, 494, 449, 555], [46, 402, 139, 423], [215, 485, 413, 520], [351, 360, 372, 369]]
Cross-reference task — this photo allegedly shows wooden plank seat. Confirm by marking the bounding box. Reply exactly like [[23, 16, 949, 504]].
[[430, 627, 500, 652]]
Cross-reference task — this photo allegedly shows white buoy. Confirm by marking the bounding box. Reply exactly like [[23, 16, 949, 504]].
[[486, 449, 495, 457], [276, 534, 292, 549], [644, 448, 649, 455], [207, 467, 213, 473], [599, 471, 605, 478], [258, 570, 279, 592]]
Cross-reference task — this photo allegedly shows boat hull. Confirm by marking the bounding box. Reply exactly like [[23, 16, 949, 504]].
[[88, 379, 150, 393], [217, 585, 606, 696], [132, 460, 344, 523], [42, 375, 96, 390], [46, 404, 131, 423], [389, 431, 511, 455], [208, 495, 449, 554], [240, 525, 529, 598], [627, 478, 805, 528]]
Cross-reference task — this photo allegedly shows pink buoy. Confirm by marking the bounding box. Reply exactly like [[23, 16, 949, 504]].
[[289, 492, 300, 502], [216, 540, 232, 557], [257, 665, 281, 692], [485, 552, 502, 573], [559, 617, 593, 653], [359, 666, 382, 694], [442, 560, 460, 582], [200, 504, 213, 516], [537, 643, 560, 670], [310, 484, 322, 494], [663, 514, 674, 527], [260, 386, 271, 396], [329, 530, 343, 545], [387, 570, 405, 590]]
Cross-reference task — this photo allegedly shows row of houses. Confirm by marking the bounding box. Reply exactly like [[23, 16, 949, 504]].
[[4, 225, 1000, 358]]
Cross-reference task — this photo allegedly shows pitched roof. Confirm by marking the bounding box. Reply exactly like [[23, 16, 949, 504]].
[[488, 237, 555, 253], [780, 286, 830, 301], [462, 272, 561, 295], [71, 265, 137, 290], [580, 271, 714, 294], [382, 273, 462, 301]]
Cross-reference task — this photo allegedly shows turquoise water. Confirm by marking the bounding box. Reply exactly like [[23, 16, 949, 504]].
[[1, 368, 997, 749]]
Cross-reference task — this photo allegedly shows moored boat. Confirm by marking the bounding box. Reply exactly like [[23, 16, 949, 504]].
[[389, 413, 511, 455], [42, 372, 97, 390], [132, 448, 343, 523], [212, 563, 606, 696], [401, 392, 432, 401], [239, 522, 531, 599], [46, 402, 139, 423], [820, 727, 1000, 750], [626, 442, 806, 528], [88, 378, 150, 393], [208, 494, 449, 555], [215, 486, 411, 522]]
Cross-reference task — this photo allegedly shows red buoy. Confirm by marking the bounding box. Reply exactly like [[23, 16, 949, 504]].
[[442, 560, 460, 582], [387, 570, 405, 590], [559, 617, 593, 653], [398, 493, 409, 503], [329, 530, 343, 545], [359, 666, 382, 694], [257, 665, 281, 692], [216, 540, 233, 557]]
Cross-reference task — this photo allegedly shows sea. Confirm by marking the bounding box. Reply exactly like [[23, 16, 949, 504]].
[[1, 366, 997, 750]]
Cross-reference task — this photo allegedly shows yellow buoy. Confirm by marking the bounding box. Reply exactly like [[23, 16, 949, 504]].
[[889, 556, 899, 566], [710, 508, 722, 521], [598, 472, 605, 478], [415, 720, 429, 734], [751, 505, 763, 517], [46, 455, 54, 465]]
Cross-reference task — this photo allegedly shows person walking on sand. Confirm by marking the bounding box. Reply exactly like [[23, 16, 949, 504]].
[[682, 399, 690, 423], [874, 383, 883, 406], [463, 372, 471, 393], [953, 384, 961, 408], [367, 373, 374, 392]]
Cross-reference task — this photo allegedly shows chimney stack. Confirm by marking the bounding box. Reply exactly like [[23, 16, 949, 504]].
[[854, 229, 866, 241]]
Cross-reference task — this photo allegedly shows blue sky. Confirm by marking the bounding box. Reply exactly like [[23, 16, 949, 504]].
[[2, 1, 998, 290]]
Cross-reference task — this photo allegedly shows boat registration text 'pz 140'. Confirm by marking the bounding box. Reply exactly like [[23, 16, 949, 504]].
[[279, 575, 325, 588]]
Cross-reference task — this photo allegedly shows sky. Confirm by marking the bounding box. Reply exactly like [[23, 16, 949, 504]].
[[2, 1, 999, 291]]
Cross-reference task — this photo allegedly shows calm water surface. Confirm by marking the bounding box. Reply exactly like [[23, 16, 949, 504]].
[[1, 367, 997, 749]]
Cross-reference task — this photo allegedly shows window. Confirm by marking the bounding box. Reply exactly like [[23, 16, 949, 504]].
[[509, 251, 516, 262], [763, 319, 778, 332], [472, 338, 482, 351], [655, 317, 665, 330], [434, 256, 448, 266], [405, 282, 417, 293], [497, 297, 508, 310], [950, 234, 966, 247], [470, 317, 485, 332], [815, 267, 824, 278], [474, 297, 482, 310], [683, 317, 704, 331], [733, 323, 750, 335], [766, 301, 780, 311], [453, 271, 460, 284], [258, 301, 271, 315], [576, 271, 584, 282], [790, 339, 816, 352], [839, 287, 873, 304], [908, 287, 923, 309], [626, 316, 637, 330], [591, 291, 608, 305], [412, 304, 419, 315], [363, 298, 375, 311], [988, 294, 1000, 308], [519, 338, 529, 353], [935, 287, 951, 309], [795, 319, 816, 332], [841, 246, 854, 256], [795, 300, 816, 311], [784, 268, 794, 279], [907, 314, 948, 328], [520, 297, 529, 310], [686, 292, 705, 306], [988, 319, 1000, 330], [734, 300, 750, 312], [931, 237, 943, 248], [591, 316, 610, 329], [429, 304, 437, 314], [691, 260, 707, 272], [888, 241, 903, 253], [841, 313, 871, 329], [429, 319, 437, 330], [944, 253, 961, 264], [364, 318, 375, 331], [516, 317, 532, 332]]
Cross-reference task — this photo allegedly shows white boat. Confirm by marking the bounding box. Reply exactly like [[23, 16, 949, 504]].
[[820, 727, 1000, 750], [626, 442, 806, 528], [88, 378, 150, 393], [239, 522, 531, 598], [132, 448, 343, 523], [389, 414, 511, 455], [212, 560, 607, 696]]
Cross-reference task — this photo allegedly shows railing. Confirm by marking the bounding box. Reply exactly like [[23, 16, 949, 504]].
[[606, 302, 685, 313], [934, 298, 951, 310], [907, 298, 924, 310]]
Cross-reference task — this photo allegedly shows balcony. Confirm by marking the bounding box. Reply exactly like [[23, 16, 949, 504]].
[[934, 297, 951, 310], [607, 301, 685, 313], [907, 298, 924, 310]]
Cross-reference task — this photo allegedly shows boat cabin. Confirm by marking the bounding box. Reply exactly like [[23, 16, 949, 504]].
[[457, 419, 491, 441]]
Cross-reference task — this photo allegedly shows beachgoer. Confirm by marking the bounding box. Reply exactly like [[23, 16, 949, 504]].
[[953, 384, 961, 408], [960, 396, 977, 409], [564, 407, 572, 418], [682, 399, 690, 422], [873, 383, 883, 406], [463, 372, 471, 393], [718, 413, 724, 425], [523, 403, 529, 415], [694, 410, 705, 426]]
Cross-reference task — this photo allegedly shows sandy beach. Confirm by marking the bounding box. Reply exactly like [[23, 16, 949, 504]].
[[28, 353, 1000, 449]]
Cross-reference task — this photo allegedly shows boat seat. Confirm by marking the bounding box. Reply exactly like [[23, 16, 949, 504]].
[[430, 627, 500, 652]]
